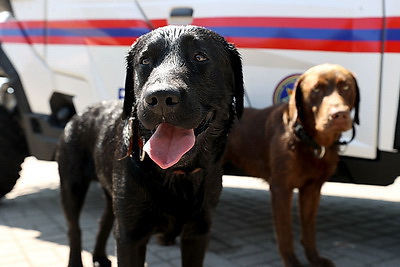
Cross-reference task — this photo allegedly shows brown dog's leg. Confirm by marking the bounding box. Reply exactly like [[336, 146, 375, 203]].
[[180, 216, 211, 267], [298, 182, 334, 267], [93, 189, 114, 267], [270, 186, 302, 267]]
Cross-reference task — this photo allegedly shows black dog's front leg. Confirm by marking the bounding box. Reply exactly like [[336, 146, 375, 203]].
[[113, 212, 153, 267], [112, 169, 154, 266], [115, 234, 150, 266], [180, 213, 212, 267]]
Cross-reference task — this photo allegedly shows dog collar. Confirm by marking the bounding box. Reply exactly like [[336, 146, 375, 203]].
[[119, 117, 146, 161], [294, 122, 357, 159], [293, 122, 326, 159]]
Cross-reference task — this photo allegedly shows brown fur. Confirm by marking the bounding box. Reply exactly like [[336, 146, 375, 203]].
[[224, 64, 360, 266]]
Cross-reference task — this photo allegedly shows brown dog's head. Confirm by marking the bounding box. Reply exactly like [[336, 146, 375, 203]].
[[289, 63, 360, 147]]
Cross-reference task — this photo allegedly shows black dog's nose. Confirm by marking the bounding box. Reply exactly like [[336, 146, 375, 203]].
[[145, 89, 181, 114]]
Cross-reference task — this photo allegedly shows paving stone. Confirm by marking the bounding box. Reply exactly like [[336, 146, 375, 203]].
[[372, 257, 400, 267], [1, 157, 399, 266]]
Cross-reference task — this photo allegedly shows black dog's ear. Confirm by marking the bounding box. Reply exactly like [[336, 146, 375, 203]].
[[352, 74, 360, 125], [122, 47, 135, 120], [226, 42, 244, 118]]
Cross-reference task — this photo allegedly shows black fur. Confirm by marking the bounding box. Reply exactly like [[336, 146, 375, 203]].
[[57, 25, 244, 267]]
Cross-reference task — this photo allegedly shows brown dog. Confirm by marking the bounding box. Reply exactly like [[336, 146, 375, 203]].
[[224, 63, 360, 266]]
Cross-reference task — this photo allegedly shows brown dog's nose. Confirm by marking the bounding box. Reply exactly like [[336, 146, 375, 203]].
[[330, 111, 348, 121], [145, 88, 181, 115]]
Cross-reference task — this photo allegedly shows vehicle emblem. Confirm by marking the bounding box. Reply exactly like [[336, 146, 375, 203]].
[[273, 74, 301, 104]]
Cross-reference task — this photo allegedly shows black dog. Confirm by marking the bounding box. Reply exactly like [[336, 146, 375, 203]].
[[57, 25, 244, 267]]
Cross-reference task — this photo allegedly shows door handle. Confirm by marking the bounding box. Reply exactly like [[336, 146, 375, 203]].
[[169, 7, 193, 25]]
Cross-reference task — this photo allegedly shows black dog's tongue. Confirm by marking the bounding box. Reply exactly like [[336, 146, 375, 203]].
[[143, 123, 195, 169]]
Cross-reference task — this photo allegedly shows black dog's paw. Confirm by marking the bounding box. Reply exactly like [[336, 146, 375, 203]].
[[93, 256, 111, 267], [156, 233, 177, 246]]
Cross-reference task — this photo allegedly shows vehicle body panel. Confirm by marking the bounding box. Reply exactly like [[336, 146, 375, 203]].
[[137, 0, 389, 159], [0, 0, 399, 184]]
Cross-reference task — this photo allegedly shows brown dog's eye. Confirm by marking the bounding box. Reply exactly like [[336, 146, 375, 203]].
[[343, 84, 350, 91], [194, 53, 208, 62], [312, 87, 320, 93], [140, 58, 150, 65]]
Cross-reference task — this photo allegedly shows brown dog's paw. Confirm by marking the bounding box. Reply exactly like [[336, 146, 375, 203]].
[[310, 257, 335, 267], [283, 256, 304, 267]]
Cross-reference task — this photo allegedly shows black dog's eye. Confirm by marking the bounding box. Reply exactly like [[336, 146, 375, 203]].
[[140, 57, 150, 65], [194, 53, 208, 62]]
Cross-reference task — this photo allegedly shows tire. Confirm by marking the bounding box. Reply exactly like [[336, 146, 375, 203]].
[[0, 105, 28, 198]]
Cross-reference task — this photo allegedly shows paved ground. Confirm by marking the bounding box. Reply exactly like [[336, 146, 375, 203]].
[[1, 157, 400, 267]]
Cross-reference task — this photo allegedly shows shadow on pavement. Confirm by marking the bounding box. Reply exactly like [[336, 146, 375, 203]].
[[0, 179, 399, 267]]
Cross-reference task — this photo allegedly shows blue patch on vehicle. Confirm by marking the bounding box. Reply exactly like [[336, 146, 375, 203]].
[[119, 88, 125, 99]]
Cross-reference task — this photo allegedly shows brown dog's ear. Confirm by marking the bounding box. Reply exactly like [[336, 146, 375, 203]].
[[226, 42, 244, 118], [352, 74, 360, 125], [122, 47, 136, 120], [289, 76, 304, 123]]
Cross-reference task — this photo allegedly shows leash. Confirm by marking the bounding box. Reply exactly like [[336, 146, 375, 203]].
[[293, 122, 357, 159], [336, 124, 356, 146]]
